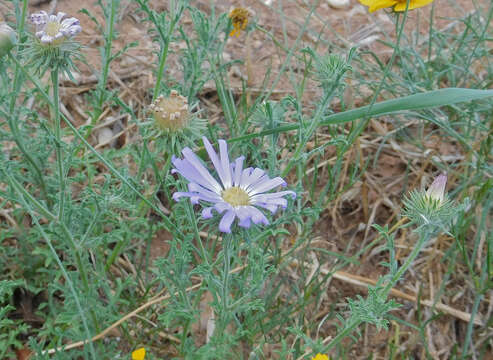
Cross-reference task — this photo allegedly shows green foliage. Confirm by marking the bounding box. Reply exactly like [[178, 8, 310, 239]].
[[0, 0, 492, 358]]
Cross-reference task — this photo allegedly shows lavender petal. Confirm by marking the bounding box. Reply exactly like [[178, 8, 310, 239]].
[[30, 11, 48, 26], [252, 202, 279, 213], [239, 167, 253, 187], [251, 190, 296, 201], [172, 191, 205, 204], [214, 201, 232, 214], [241, 168, 265, 189], [248, 177, 286, 195], [61, 17, 79, 28], [188, 182, 222, 202], [235, 206, 254, 228], [218, 139, 232, 188], [203, 136, 228, 189], [55, 12, 66, 22], [172, 154, 222, 193], [246, 206, 270, 225], [202, 207, 214, 219], [219, 210, 236, 233], [40, 34, 54, 43], [233, 156, 245, 187], [182, 147, 223, 192]]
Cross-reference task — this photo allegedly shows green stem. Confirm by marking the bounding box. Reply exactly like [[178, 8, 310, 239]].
[[3, 169, 99, 342], [5, 170, 91, 294], [281, 78, 345, 178], [51, 68, 65, 220], [460, 292, 483, 359], [18, 0, 28, 36], [324, 320, 360, 351], [8, 183, 97, 359], [93, 0, 118, 125], [7, 54, 50, 205], [218, 234, 232, 333], [9, 54, 184, 237], [152, 20, 177, 101], [324, 230, 430, 352], [382, 232, 427, 297]]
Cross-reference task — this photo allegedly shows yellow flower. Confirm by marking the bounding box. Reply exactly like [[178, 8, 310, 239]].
[[312, 354, 329, 360], [228, 8, 249, 37], [132, 347, 146, 360], [358, 0, 434, 12]]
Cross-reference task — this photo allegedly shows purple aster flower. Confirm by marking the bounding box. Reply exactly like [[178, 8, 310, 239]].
[[29, 11, 81, 45], [172, 137, 296, 233]]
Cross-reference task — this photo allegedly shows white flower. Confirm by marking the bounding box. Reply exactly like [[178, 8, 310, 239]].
[[29, 11, 81, 45]]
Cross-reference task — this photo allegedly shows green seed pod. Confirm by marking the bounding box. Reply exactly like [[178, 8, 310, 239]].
[[0, 23, 16, 58]]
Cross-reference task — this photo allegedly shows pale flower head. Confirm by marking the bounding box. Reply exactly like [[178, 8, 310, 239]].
[[29, 11, 81, 45]]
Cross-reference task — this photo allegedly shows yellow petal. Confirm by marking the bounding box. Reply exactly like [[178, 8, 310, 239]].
[[312, 354, 330, 360], [394, 0, 434, 11], [132, 348, 146, 360], [358, 0, 398, 12]]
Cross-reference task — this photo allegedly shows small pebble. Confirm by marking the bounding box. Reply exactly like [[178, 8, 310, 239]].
[[327, 0, 350, 9]]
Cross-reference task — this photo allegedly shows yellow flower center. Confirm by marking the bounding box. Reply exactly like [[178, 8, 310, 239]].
[[45, 21, 61, 37], [222, 187, 250, 207]]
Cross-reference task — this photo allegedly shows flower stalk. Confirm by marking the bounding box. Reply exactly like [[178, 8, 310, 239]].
[[6, 17, 50, 203], [51, 67, 65, 220]]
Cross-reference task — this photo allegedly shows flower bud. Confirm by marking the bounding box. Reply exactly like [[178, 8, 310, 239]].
[[403, 172, 454, 228], [0, 23, 16, 58], [425, 173, 447, 204]]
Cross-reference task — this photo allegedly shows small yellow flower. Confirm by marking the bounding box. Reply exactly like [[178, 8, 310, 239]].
[[132, 347, 146, 360], [228, 8, 249, 37], [312, 354, 329, 360], [358, 0, 434, 12]]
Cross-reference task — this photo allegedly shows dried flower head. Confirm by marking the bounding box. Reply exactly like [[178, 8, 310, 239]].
[[228, 8, 250, 37], [172, 137, 296, 233], [131, 347, 146, 360], [0, 23, 16, 58], [149, 90, 191, 132], [358, 0, 434, 12], [312, 355, 329, 360], [29, 11, 81, 45]]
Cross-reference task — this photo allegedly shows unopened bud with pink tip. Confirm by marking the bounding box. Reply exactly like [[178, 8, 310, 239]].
[[425, 173, 447, 204], [403, 172, 455, 228]]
